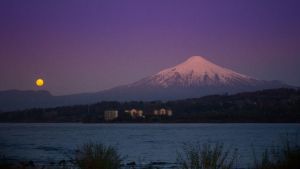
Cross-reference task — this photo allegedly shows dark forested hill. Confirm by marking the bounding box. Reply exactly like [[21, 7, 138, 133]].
[[0, 88, 299, 123]]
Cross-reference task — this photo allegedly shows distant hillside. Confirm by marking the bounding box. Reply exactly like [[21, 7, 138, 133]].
[[0, 90, 54, 112], [0, 56, 290, 112], [0, 88, 299, 123]]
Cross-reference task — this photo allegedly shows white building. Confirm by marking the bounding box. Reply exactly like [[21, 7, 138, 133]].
[[125, 109, 143, 118], [104, 110, 118, 121], [166, 109, 172, 116], [153, 108, 172, 116]]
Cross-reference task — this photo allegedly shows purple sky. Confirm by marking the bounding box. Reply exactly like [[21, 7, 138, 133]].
[[0, 0, 300, 95]]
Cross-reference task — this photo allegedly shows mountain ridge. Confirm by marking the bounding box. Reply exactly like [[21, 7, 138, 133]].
[[0, 56, 290, 111]]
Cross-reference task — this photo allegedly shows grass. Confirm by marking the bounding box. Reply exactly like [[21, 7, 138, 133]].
[[0, 155, 13, 169], [1, 136, 300, 169], [252, 134, 300, 169], [176, 142, 238, 169], [0, 143, 122, 169], [74, 142, 122, 169]]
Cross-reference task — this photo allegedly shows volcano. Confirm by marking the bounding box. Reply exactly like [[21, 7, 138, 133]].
[[0, 56, 288, 111], [99, 56, 287, 100], [130, 56, 259, 88]]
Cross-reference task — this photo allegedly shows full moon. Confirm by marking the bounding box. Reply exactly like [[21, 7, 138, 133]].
[[35, 78, 44, 87]]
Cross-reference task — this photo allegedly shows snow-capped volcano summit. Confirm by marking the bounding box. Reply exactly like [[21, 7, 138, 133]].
[[131, 56, 258, 88], [0, 55, 289, 111]]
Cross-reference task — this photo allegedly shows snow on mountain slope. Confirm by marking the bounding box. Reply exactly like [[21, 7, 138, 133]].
[[130, 56, 259, 88], [0, 55, 289, 111]]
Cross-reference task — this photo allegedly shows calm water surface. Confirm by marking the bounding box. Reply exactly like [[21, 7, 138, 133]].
[[0, 123, 299, 168]]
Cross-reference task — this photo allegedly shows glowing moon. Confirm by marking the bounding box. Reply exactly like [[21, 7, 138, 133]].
[[35, 78, 44, 87]]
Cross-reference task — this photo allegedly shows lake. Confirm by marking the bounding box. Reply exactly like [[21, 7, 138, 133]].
[[0, 123, 299, 168]]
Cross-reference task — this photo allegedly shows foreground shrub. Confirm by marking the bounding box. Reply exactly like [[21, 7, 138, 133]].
[[176, 142, 237, 169], [74, 143, 122, 169], [0, 155, 13, 169], [253, 134, 300, 169]]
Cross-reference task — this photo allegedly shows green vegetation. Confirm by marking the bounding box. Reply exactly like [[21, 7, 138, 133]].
[[177, 143, 237, 169]]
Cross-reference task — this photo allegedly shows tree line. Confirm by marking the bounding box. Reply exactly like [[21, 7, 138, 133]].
[[0, 88, 299, 123]]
